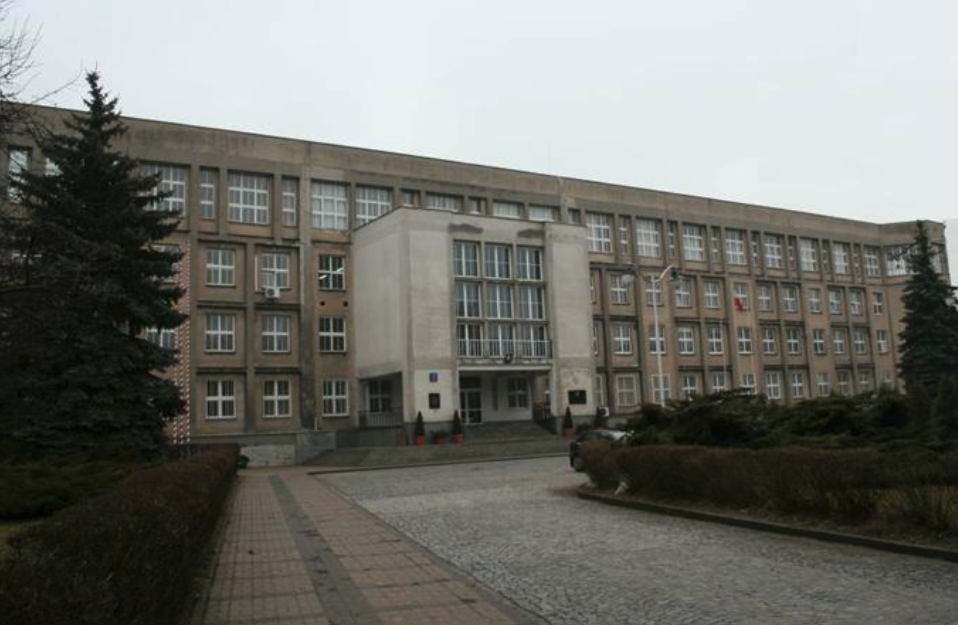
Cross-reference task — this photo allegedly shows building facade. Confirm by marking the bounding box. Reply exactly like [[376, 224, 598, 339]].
[[7, 108, 951, 458]]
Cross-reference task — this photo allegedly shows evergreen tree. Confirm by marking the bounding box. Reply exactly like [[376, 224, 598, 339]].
[[933, 375, 958, 435], [897, 221, 958, 396], [0, 72, 185, 455]]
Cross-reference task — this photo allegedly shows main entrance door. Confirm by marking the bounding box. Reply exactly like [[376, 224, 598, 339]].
[[459, 376, 482, 424]]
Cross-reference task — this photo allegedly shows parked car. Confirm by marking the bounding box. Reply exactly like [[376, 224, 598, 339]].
[[569, 429, 627, 472]]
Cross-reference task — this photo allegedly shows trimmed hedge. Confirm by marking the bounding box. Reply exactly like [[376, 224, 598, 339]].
[[0, 445, 238, 625]]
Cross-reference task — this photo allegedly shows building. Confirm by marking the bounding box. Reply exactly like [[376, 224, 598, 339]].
[[6, 107, 951, 463]]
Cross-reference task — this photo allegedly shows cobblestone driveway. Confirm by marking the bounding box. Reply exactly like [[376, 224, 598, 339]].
[[321, 457, 958, 625]]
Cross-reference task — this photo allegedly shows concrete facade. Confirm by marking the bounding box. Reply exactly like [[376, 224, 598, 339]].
[[6, 106, 952, 461]]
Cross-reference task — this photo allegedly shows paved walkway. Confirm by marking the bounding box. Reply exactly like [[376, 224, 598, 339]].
[[194, 469, 543, 625]]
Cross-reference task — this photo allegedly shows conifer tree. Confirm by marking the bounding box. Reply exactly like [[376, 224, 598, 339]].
[[0, 72, 185, 455], [898, 221, 958, 396]]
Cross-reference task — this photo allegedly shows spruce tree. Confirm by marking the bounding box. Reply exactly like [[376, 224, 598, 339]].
[[897, 221, 958, 396], [0, 72, 185, 456]]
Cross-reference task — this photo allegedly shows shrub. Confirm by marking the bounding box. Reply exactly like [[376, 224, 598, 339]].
[[414, 412, 426, 438], [431, 429, 449, 443], [451, 411, 463, 437], [562, 407, 574, 431], [907, 385, 932, 427], [0, 445, 238, 625], [933, 376, 958, 435], [580, 442, 618, 489], [871, 390, 911, 429], [785, 395, 866, 436], [639, 403, 668, 427], [669, 390, 772, 447]]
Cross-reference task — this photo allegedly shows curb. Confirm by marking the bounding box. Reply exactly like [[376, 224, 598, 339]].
[[308, 452, 567, 475], [577, 487, 958, 565]]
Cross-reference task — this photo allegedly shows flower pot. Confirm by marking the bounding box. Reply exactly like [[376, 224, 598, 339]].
[[452, 433, 464, 446], [414, 435, 426, 447], [434, 437, 447, 446], [564, 428, 574, 439]]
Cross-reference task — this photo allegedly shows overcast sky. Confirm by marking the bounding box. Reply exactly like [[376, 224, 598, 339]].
[[14, 0, 958, 280]]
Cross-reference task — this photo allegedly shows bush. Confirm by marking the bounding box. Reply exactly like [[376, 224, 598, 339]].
[[934, 376, 958, 435], [562, 408, 574, 431], [414, 412, 425, 437], [668, 390, 772, 447], [0, 445, 238, 625], [580, 441, 618, 489], [871, 390, 911, 429], [451, 411, 463, 437]]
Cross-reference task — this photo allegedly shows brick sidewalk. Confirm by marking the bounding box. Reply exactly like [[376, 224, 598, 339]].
[[194, 470, 544, 625]]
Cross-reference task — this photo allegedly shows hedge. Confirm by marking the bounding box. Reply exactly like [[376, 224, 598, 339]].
[[0, 445, 238, 625]]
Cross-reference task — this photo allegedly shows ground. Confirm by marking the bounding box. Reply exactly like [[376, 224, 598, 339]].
[[322, 456, 958, 625]]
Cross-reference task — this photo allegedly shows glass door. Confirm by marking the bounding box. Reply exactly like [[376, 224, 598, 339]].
[[459, 376, 483, 424]]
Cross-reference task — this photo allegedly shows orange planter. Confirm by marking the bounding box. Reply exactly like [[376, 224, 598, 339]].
[[414, 435, 426, 447], [452, 433, 464, 446], [564, 428, 574, 439]]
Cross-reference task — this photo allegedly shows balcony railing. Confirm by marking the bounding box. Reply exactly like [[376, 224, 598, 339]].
[[457, 339, 552, 360], [358, 409, 404, 429]]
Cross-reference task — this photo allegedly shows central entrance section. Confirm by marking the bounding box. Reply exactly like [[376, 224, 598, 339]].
[[456, 370, 549, 424]]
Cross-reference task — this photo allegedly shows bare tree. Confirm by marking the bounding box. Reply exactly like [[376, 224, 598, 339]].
[[0, 0, 41, 141]]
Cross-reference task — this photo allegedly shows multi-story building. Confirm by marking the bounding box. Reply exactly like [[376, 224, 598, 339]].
[[7, 107, 951, 462]]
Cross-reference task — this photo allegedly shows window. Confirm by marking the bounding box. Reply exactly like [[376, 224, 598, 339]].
[[457, 323, 483, 357], [782, 286, 799, 313], [7, 147, 29, 201], [319, 317, 346, 352], [864, 247, 881, 277], [260, 251, 291, 290], [491, 200, 521, 219], [401, 190, 420, 207], [667, 222, 678, 258], [517, 247, 543, 281], [610, 274, 630, 305], [356, 186, 391, 225], [724, 230, 747, 265], [206, 248, 235, 286], [829, 288, 843, 315], [205, 380, 235, 419], [319, 255, 345, 291], [648, 324, 665, 354], [453, 241, 480, 278], [652, 374, 671, 404], [199, 168, 217, 220], [786, 327, 802, 355], [618, 216, 632, 256], [681, 374, 699, 399], [757, 283, 773, 312], [837, 370, 852, 396], [704, 281, 721, 309], [711, 371, 727, 392], [486, 284, 514, 318], [592, 322, 600, 355], [876, 330, 889, 354], [813, 329, 827, 355], [799, 239, 818, 272], [885, 246, 909, 276], [832, 328, 847, 354], [762, 327, 778, 355], [518, 286, 545, 319], [791, 372, 806, 399], [615, 374, 639, 407], [311, 181, 348, 230], [682, 224, 706, 261], [426, 193, 462, 212], [741, 373, 756, 394], [595, 374, 606, 409], [567, 209, 581, 224], [733, 283, 749, 311], [765, 234, 784, 269], [455, 282, 482, 318], [519, 324, 549, 358], [765, 371, 782, 400], [737, 327, 753, 354], [507, 378, 530, 408], [142, 163, 188, 212], [281, 178, 298, 226], [872, 292, 884, 316], [849, 290, 864, 315], [321, 380, 348, 416], [263, 380, 291, 418], [228, 172, 270, 224], [832, 243, 850, 274], [612, 324, 633, 355], [707, 325, 724, 355], [468, 198, 485, 214], [808, 287, 822, 314], [368, 379, 393, 413], [262, 315, 291, 353], [646, 278, 662, 306], [485, 244, 511, 279], [858, 370, 873, 392], [488, 323, 515, 357], [528, 205, 556, 222], [204, 313, 235, 352], [674, 279, 692, 308], [586, 212, 613, 253], [634, 219, 661, 257], [817, 372, 831, 396], [711, 228, 722, 263], [677, 326, 696, 355], [853, 328, 868, 355], [145, 327, 177, 350]]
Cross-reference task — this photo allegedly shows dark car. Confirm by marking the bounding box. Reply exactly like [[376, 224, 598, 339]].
[[569, 429, 627, 472]]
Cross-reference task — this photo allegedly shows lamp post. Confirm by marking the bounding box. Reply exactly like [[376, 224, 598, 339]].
[[623, 264, 677, 406]]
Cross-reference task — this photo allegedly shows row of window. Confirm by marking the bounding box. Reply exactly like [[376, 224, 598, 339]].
[[205, 247, 347, 291], [202, 313, 345, 353], [205, 378, 347, 419]]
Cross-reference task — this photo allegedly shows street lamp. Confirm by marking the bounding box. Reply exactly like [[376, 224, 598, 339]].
[[622, 264, 678, 406]]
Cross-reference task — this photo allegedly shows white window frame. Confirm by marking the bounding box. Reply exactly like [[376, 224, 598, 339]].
[[263, 379, 292, 418], [864, 247, 881, 277], [228, 172, 270, 225], [817, 372, 831, 396], [486, 283, 514, 319], [786, 327, 802, 355], [711, 371, 728, 393], [507, 377, 530, 409], [634, 219, 661, 257], [737, 326, 753, 354], [876, 329, 889, 354], [704, 281, 720, 309], [615, 373, 639, 407], [813, 329, 827, 355], [765, 235, 784, 269], [281, 178, 298, 226], [612, 323, 633, 355], [757, 284, 773, 312], [146, 327, 178, 350], [872, 292, 884, 316], [652, 374, 671, 404], [199, 168, 217, 220], [142, 163, 188, 213], [485, 244, 512, 280], [517, 247, 543, 281], [205, 379, 236, 420], [518, 285, 546, 320], [849, 290, 864, 316], [682, 224, 706, 261], [829, 289, 843, 315], [586, 212, 613, 253], [741, 373, 756, 394], [791, 372, 806, 399], [491, 200, 521, 219], [681, 374, 698, 399], [762, 327, 778, 355], [260, 251, 291, 290], [853, 329, 868, 355], [800, 239, 818, 272], [319, 254, 345, 291], [355, 185, 392, 225], [455, 282, 482, 318], [7, 147, 30, 201], [677, 326, 696, 355], [724, 230, 747, 265], [204, 313, 236, 353], [321, 379, 348, 416], [206, 248, 235, 286], [765, 371, 782, 400], [610, 273, 629, 305], [262, 314, 291, 353], [311, 181, 349, 231], [453, 241, 480, 278], [833, 328, 847, 354], [527, 205, 556, 222], [674, 279, 692, 308], [319, 316, 347, 353], [782, 286, 799, 313], [833, 243, 850, 274], [707, 325, 724, 355], [426, 193, 463, 213], [808, 287, 822, 314], [649, 324, 666, 355]]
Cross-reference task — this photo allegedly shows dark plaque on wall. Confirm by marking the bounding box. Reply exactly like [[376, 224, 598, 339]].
[[428, 393, 441, 409], [568, 390, 587, 405]]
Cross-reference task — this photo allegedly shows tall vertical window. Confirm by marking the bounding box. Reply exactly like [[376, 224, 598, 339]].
[[618, 216, 632, 256], [615, 374, 639, 407], [762, 327, 778, 355], [677, 326, 696, 355], [455, 282, 481, 318], [648, 324, 666, 354], [634, 219, 661, 257], [491, 200, 521, 219], [849, 290, 864, 315], [645, 278, 662, 306], [485, 244, 512, 279], [813, 329, 827, 355], [872, 292, 884, 315], [786, 327, 802, 355], [228, 172, 270, 224], [321, 380, 348, 416], [837, 371, 852, 396], [281, 178, 298, 226], [426, 193, 463, 212], [732, 282, 749, 311], [765, 372, 782, 400], [741, 373, 756, 394], [260, 251, 291, 289], [704, 281, 721, 309], [528, 205, 556, 222], [507, 378, 530, 408], [7, 147, 29, 201], [204, 313, 236, 352], [764, 235, 784, 269], [799, 238, 818, 271], [782, 285, 799, 313], [876, 330, 890, 354], [853, 328, 868, 355], [453, 241, 480, 277], [594, 374, 606, 408], [263, 380, 291, 418], [319, 254, 345, 291], [832, 328, 847, 354], [206, 380, 236, 419], [517, 247, 543, 281], [518, 286, 545, 319], [457, 323, 483, 357], [610, 274, 630, 305], [612, 324, 633, 355], [817, 372, 831, 396], [808, 287, 822, 313], [724, 230, 747, 265], [319, 317, 347, 352], [199, 168, 217, 220], [864, 247, 881, 277], [711, 371, 727, 392], [829, 288, 843, 315], [586, 212, 613, 253], [858, 370, 873, 392], [736, 327, 753, 354], [681, 374, 699, 399], [311, 181, 348, 230], [707, 325, 724, 354], [355, 186, 392, 225], [674, 279, 692, 308], [486, 284, 514, 318], [262, 315, 291, 353], [142, 163, 188, 212], [757, 283, 773, 312], [205, 248, 235, 286], [682, 224, 706, 261], [652, 375, 671, 404], [791, 372, 806, 399], [832, 243, 850, 274]]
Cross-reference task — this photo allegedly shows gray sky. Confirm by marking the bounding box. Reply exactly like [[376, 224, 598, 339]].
[[15, 0, 958, 280]]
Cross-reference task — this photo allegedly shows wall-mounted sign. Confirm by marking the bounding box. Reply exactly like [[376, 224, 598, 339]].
[[428, 393, 441, 409], [429, 372, 439, 383], [568, 390, 587, 405]]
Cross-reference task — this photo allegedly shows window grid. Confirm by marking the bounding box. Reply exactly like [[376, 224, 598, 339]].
[[615, 374, 639, 407], [356, 186, 392, 225], [586, 212, 613, 253], [228, 172, 270, 224], [204, 313, 235, 353], [206, 248, 235, 286], [311, 181, 349, 230], [677, 326, 696, 355], [281, 178, 298, 226], [319, 254, 345, 291], [142, 163, 188, 212], [725, 230, 747, 265], [491, 200, 521, 219], [737, 327, 753, 354], [634, 219, 661, 257], [319, 317, 347, 352], [765, 235, 784, 269], [707, 325, 724, 355], [682, 224, 706, 261], [507, 378, 530, 408], [199, 168, 217, 220], [262, 315, 291, 353], [704, 281, 721, 309], [263, 380, 291, 418], [260, 251, 291, 290], [612, 324, 633, 355], [206, 380, 236, 419], [321, 380, 348, 416]]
